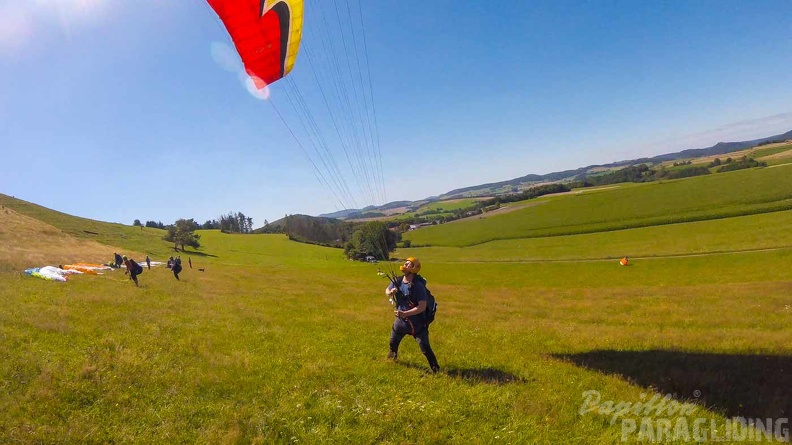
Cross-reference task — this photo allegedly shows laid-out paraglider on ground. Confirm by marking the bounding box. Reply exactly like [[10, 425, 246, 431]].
[[24, 258, 164, 283]]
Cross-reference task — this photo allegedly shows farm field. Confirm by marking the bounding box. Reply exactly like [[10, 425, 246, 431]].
[[2, 162, 792, 443], [751, 142, 792, 160], [415, 198, 484, 213], [399, 210, 792, 263], [404, 164, 792, 247], [380, 198, 490, 222]]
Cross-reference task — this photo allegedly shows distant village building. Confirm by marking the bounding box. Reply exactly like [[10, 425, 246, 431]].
[[408, 222, 434, 231]]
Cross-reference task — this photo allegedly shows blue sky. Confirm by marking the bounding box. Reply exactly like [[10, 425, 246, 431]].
[[2, 1, 791, 227]]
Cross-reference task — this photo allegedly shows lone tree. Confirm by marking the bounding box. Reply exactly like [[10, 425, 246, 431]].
[[163, 218, 201, 251], [344, 221, 398, 261], [133, 219, 142, 227]]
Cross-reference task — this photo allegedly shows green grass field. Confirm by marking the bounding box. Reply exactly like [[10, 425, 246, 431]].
[[751, 142, 792, 159], [385, 198, 485, 222], [415, 199, 483, 214], [405, 164, 792, 247], [2, 163, 792, 443], [399, 210, 792, 263]]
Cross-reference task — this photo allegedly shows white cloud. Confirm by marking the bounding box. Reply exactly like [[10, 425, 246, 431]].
[[695, 113, 792, 143], [635, 112, 792, 156], [0, 0, 109, 56]]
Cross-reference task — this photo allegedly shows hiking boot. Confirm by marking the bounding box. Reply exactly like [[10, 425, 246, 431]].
[[387, 351, 397, 361]]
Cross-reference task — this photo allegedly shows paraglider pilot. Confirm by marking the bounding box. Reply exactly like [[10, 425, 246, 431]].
[[123, 255, 142, 287], [385, 257, 440, 373]]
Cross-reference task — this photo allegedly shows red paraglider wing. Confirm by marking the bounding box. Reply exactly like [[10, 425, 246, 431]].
[[207, 0, 303, 89]]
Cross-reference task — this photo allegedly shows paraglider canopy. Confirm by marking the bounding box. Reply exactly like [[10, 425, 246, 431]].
[[207, 0, 304, 89]]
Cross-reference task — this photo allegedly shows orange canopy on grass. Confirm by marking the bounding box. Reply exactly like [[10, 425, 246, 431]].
[[63, 263, 111, 274]]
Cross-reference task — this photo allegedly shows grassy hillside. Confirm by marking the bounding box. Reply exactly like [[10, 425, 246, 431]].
[[417, 198, 482, 212], [2, 174, 792, 443], [397, 210, 792, 263], [0, 194, 172, 258], [751, 141, 792, 159], [404, 164, 792, 247], [0, 206, 126, 273]]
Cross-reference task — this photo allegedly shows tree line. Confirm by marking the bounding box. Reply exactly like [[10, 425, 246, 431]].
[[134, 210, 398, 260], [199, 212, 255, 233], [131, 151, 770, 257], [255, 214, 399, 261], [573, 155, 766, 187], [131, 211, 256, 252]]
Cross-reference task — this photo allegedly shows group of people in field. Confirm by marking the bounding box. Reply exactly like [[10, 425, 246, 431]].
[[115, 250, 442, 372], [104, 251, 628, 373], [113, 251, 192, 287]]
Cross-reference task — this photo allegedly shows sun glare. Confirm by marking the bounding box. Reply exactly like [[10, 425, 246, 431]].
[[244, 75, 271, 100], [0, 0, 108, 55], [210, 41, 242, 73], [211, 42, 270, 100], [40, 0, 107, 23]]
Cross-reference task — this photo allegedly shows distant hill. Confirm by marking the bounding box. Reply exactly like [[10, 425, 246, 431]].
[[320, 201, 413, 219], [438, 129, 792, 198], [255, 214, 353, 246], [321, 129, 792, 218]]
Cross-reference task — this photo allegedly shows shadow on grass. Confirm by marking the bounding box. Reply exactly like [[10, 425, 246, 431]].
[[397, 361, 525, 384], [553, 350, 792, 419], [172, 249, 218, 258], [445, 366, 526, 384]]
